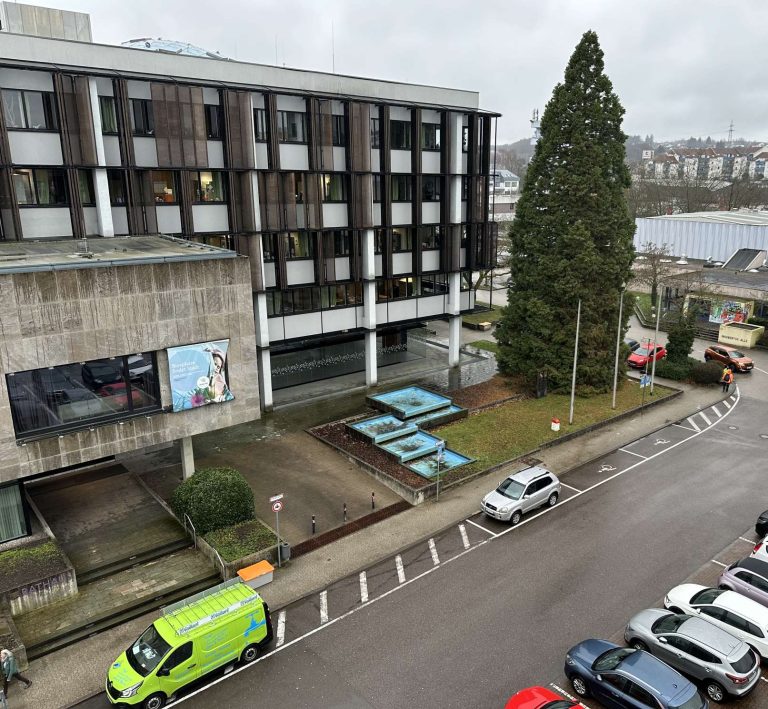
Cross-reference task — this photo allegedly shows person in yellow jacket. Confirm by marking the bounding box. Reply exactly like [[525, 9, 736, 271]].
[[721, 367, 733, 393]]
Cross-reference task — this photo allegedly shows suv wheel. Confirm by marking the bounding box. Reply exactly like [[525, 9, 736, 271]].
[[570, 676, 589, 697], [547, 492, 558, 507], [510, 510, 522, 526], [705, 681, 725, 703]]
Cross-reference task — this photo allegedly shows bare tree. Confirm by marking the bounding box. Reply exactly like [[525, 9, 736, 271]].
[[632, 242, 674, 307]]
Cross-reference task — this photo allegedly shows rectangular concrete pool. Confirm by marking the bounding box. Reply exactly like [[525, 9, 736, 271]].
[[367, 386, 452, 419], [347, 415, 418, 443]]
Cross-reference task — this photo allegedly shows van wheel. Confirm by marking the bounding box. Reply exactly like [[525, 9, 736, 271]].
[[705, 681, 725, 703], [241, 644, 259, 663], [510, 510, 522, 526], [143, 694, 166, 709]]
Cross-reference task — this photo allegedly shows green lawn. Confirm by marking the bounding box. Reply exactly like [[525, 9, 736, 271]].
[[468, 340, 499, 354], [463, 306, 503, 326], [435, 380, 675, 474]]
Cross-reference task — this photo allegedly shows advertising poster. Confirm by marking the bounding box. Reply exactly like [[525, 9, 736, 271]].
[[168, 340, 234, 412], [709, 300, 750, 324]]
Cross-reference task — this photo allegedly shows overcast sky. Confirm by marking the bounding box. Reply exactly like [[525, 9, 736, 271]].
[[34, 0, 768, 145]]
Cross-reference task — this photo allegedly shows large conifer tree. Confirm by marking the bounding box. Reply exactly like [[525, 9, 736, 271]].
[[495, 31, 635, 393]]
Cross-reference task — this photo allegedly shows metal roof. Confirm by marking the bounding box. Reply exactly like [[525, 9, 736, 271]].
[[649, 211, 768, 226]]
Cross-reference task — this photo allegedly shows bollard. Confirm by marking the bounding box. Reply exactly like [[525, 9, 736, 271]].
[[311, 515, 316, 535], [343, 503, 347, 523], [371, 492, 375, 510]]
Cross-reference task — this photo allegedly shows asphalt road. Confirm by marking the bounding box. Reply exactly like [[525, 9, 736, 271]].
[[87, 358, 768, 709]]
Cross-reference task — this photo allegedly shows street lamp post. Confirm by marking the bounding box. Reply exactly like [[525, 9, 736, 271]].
[[650, 298, 662, 395], [569, 299, 581, 425], [611, 287, 625, 409]]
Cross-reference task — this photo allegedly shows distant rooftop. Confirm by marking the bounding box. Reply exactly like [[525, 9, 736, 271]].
[[121, 38, 225, 60], [0, 235, 236, 273], [648, 211, 768, 227]]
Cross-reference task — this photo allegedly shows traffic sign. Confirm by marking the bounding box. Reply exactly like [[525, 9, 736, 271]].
[[271, 500, 283, 513], [269, 494, 284, 503], [640, 374, 651, 388]]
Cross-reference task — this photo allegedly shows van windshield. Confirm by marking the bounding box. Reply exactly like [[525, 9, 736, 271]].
[[126, 624, 171, 677], [496, 478, 525, 500]]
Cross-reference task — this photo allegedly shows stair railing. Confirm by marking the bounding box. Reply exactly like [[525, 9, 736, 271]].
[[183, 513, 197, 549]]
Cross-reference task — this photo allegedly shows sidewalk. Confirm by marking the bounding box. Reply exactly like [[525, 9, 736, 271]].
[[12, 375, 728, 709]]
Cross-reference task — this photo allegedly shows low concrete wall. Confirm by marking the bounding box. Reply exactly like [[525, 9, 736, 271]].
[[195, 534, 279, 581], [5, 565, 78, 616]]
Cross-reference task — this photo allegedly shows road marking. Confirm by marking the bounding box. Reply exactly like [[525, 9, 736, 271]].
[[599, 463, 617, 473], [672, 423, 696, 432], [619, 447, 647, 459], [686, 416, 701, 432], [740, 537, 756, 545], [359, 571, 368, 603], [699, 411, 712, 426], [428, 538, 440, 566], [275, 610, 286, 647], [319, 590, 328, 624], [459, 524, 470, 549], [395, 554, 406, 584], [560, 482, 582, 493], [171, 389, 743, 707], [466, 518, 496, 535], [754, 367, 768, 375], [549, 682, 593, 708], [723, 400, 731, 409], [712, 405, 722, 418], [710, 559, 728, 568], [761, 675, 768, 684]]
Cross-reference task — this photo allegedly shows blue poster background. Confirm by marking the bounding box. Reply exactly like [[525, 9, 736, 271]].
[[167, 339, 234, 412]]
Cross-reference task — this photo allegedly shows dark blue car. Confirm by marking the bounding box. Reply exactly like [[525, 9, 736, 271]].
[[564, 639, 707, 709]]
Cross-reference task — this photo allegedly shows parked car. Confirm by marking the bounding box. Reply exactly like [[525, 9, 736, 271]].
[[703, 345, 753, 373], [719, 556, 768, 608], [627, 343, 666, 369], [624, 608, 760, 702], [625, 338, 640, 353], [481, 465, 560, 525], [504, 686, 576, 709], [750, 535, 768, 564], [564, 639, 707, 709], [664, 584, 768, 659], [757, 510, 768, 538]]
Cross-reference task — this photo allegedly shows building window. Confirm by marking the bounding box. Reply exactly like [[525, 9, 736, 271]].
[[376, 277, 420, 302], [1, 89, 58, 130], [331, 229, 351, 256], [372, 174, 382, 203], [204, 104, 222, 139], [422, 273, 448, 295], [322, 173, 347, 202], [391, 175, 412, 202], [390, 120, 411, 150], [462, 125, 469, 153], [331, 115, 346, 146], [374, 229, 385, 254], [462, 176, 469, 201], [287, 232, 313, 259], [150, 170, 177, 203], [107, 170, 126, 206], [189, 171, 226, 202], [6, 353, 160, 439], [253, 108, 267, 142], [0, 483, 28, 543], [421, 123, 441, 151], [294, 173, 304, 203], [78, 170, 95, 206], [262, 233, 276, 262], [12, 168, 67, 206], [319, 282, 362, 309], [130, 99, 154, 136], [392, 227, 412, 252], [277, 110, 307, 143], [422, 175, 441, 201], [420, 226, 441, 250], [370, 117, 380, 149], [99, 96, 118, 134]]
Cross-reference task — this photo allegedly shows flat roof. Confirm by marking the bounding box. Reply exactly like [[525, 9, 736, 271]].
[[0, 235, 237, 273], [647, 211, 768, 227]]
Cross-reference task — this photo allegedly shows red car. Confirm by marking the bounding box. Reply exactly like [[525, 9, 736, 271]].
[[504, 686, 577, 709], [627, 342, 666, 369]]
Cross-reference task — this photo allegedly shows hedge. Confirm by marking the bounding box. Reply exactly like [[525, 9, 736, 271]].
[[653, 358, 693, 381], [691, 360, 724, 385]]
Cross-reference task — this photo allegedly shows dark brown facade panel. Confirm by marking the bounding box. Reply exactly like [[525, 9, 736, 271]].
[[59, 75, 97, 166], [350, 230, 364, 282], [264, 94, 280, 171], [64, 167, 85, 238], [0, 168, 22, 240], [304, 172, 323, 230], [257, 172, 281, 232], [232, 234, 264, 292], [281, 172, 298, 230], [318, 99, 334, 171], [349, 173, 372, 230], [440, 111, 452, 175], [410, 107, 421, 175], [382, 227, 393, 279], [113, 79, 135, 167], [275, 232, 289, 289], [441, 224, 461, 273], [348, 102, 371, 173], [481, 115, 492, 177], [178, 169, 194, 235], [222, 89, 255, 170], [228, 172, 256, 235], [379, 105, 391, 174]]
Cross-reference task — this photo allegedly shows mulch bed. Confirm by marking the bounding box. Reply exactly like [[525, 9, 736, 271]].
[[0, 541, 70, 593]]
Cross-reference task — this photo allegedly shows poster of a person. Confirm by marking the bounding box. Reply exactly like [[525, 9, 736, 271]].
[[205, 346, 231, 402], [168, 340, 235, 411]]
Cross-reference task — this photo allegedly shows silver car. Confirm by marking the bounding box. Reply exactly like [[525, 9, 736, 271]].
[[624, 609, 760, 703], [719, 556, 768, 608], [481, 465, 560, 524]]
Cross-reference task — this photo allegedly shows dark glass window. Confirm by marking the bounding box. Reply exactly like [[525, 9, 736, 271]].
[[130, 99, 154, 136], [12, 168, 67, 206], [376, 277, 420, 302], [78, 170, 95, 206], [277, 110, 307, 143], [160, 643, 193, 673], [331, 115, 346, 146], [204, 104, 222, 139], [462, 176, 469, 201], [392, 227, 412, 253], [287, 232, 313, 259], [99, 96, 118, 134], [1, 89, 58, 130], [420, 226, 441, 250], [107, 170, 126, 206], [391, 175, 412, 202], [422, 175, 441, 202], [332, 230, 351, 256], [7, 353, 160, 438], [189, 171, 226, 202], [254, 108, 268, 142], [294, 173, 305, 203], [370, 117, 380, 149], [421, 274, 448, 295], [262, 233, 276, 261], [421, 123, 440, 151], [390, 120, 411, 150], [265, 290, 282, 316], [322, 173, 347, 202], [372, 174, 382, 203], [374, 229, 385, 254], [150, 171, 177, 203]]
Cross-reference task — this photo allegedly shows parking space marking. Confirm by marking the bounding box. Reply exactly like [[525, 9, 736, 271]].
[[740, 537, 757, 544], [699, 411, 712, 426], [459, 524, 470, 549], [723, 400, 731, 409], [686, 416, 701, 432], [549, 683, 592, 709], [619, 447, 647, 459], [466, 518, 496, 535], [395, 554, 406, 584], [712, 405, 722, 418], [359, 572, 368, 603], [275, 611, 286, 647], [755, 367, 768, 375], [560, 482, 582, 493], [428, 538, 440, 566], [319, 591, 329, 624], [672, 423, 696, 432], [710, 559, 728, 568]]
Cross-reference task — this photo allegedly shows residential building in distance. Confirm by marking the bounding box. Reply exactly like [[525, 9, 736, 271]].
[[644, 145, 768, 182]]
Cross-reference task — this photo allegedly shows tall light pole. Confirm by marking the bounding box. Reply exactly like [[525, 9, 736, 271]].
[[569, 299, 581, 425], [611, 286, 625, 409], [650, 295, 662, 395]]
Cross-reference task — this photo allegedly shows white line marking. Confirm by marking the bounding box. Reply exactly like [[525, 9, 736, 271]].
[[620, 447, 647, 459], [275, 610, 286, 648], [712, 405, 722, 418], [395, 554, 406, 584], [549, 683, 593, 709], [428, 538, 440, 566], [740, 537, 756, 544], [359, 571, 368, 603], [710, 559, 728, 568], [754, 367, 768, 375], [171, 389, 742, 707], [672, 423, 696, 431], [730, 394, 737, 401], [560, 482, 582, 493], [699, 411, 712, 426], [319, 590, 328, 624], [686, 417, 701, 432], [723, 400, 731, 409], [761, 675, 768, 684], [459, 524, 470, 549], [465, 518, 496, 535]]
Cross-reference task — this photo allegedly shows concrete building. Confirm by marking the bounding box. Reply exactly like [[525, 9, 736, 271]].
[[0, 19, 498, 415]]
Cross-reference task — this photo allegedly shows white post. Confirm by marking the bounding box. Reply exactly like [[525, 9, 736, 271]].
[[364, 329, 377, 386], [258, 348, 273, 412], [612, 289, 625, 409], [448, 271, 461, 367], [87, 78, 114, 237], [650, 299, 662, 394], [569, 299, 581, 425], [180, 436, 195, 480]]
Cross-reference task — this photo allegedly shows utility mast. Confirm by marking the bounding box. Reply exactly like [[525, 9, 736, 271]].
[[727, 120, 734, 148], [530, 109, 541, 146]]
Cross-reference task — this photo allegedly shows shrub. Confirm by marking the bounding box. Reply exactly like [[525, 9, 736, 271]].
[[204, 520, 277, 563], [691, 360, 723, 385], [171, 467, 255, 536], [665, 314, 696, 363], [653, 358, 693, 381]]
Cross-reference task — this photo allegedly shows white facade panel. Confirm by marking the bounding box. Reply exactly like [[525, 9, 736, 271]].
[[276, 95, 306, 112], [332, 146, 346, 167], [206, 140, 225, 169], [111, 207, 129, 235], [388, 298, 418, 321], [126, 80, 151, 100], [331, 101, 345, 115], [418, 295, 445, 317], [460, 291, 472, 310], [422, 109, 440, 123], [460, 248, 466, 268], [322, 203, 348, 228], [284, 312, 323, 339], [322, 307, 357, 333], [390, 106, 411, 121], [375, 254, 383, 277], [422, 152, 440, 174], [422, 250, 440, 271], [156, 205, 182, 234], [268, 317, 285, 342], [391, 202, 411, 224], [251, 93, 265, 109], [94, 77, 113, 96], [286, 260, 315, 285], [254, 143, 269, 169], [20, 207, 72, 238], [334, 257, 351, 281], [392, 252, 412, 275], [103, 135, 121, 166], [421, 202, 440, 224], [376, 302, 389, 324], [461, 154, 468, 173], [202, 87, 219, 104], [264, 262, 276, 288], [371, 148, 380, 166], [391, 150, 411, 172], [83, 206, 98, 235], [0, 68, 53, 91], [9, 131, 62, 165], [133, 137, 158, 167], [372, 205, 382, 227], [192, 204, 229, 232], [279, 143, 309, 171]]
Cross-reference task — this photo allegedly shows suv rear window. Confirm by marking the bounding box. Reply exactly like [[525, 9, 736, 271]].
[[653, 613, 688, 633], [691, 588, 724, 604], [672, 691, 705, 709], [730, 648, 756, 674]]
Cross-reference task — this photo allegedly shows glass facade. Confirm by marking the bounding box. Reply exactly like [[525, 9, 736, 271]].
[[0, 483, 28, 543]]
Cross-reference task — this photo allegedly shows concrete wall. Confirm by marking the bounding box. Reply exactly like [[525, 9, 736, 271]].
[[0, 256, 260, 481]]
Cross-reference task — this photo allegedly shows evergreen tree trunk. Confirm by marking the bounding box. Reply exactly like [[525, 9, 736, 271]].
[[495, 31, 635, 394]]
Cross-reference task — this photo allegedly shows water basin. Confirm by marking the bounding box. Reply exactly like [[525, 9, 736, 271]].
[[347, 415, 418, 443], [367, 386, 452, 419], [407, 404, 467, 427], [377, 430, 444, 462], [407, 449, 473, 479]]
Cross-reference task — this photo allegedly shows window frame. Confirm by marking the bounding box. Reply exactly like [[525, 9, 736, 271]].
[[253, 108, 268, 142], [204, 104, 223, 140], [107, 169, 127, 206], [12, 167, 68, 208], [331, 114, 346, 147], [189, 170, 227, 204], [99, 95, 118, 135], [322, 173, 348, 203], [370, 117, 380, 149], [130, 98, 155, 137], [2, 88, 59, 131], [286, 232, 314, 260], [78, 170, 96, 207], [277, 110, 308, 144], [149, 170, 178, 204], [390, 174, 412, 202], [421, 122, 441, 151], [421, 175, 441, 202], [390, 119, 411, 150]]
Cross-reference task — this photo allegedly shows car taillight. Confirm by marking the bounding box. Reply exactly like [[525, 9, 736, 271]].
[[725, 672, 750, 684], [754, 542, 763, 554]]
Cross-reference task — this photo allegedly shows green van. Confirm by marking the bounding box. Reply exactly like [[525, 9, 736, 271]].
[[106, 579, 273, 709]]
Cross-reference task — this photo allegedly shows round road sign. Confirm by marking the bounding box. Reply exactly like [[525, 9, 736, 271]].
[[272, 500, 283, 513]]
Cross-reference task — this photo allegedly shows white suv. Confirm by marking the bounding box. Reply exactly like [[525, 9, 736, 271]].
[[481, 465, 560, 525]]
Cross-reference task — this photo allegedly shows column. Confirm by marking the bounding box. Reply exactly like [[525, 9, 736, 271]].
[[254, 292, 274, 411], [180, 436, 195, 480], [88, 78, 114, 237], [362, 228, 377, 386], [447, 113, 464, 368], [448, 271, 461, 367]]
